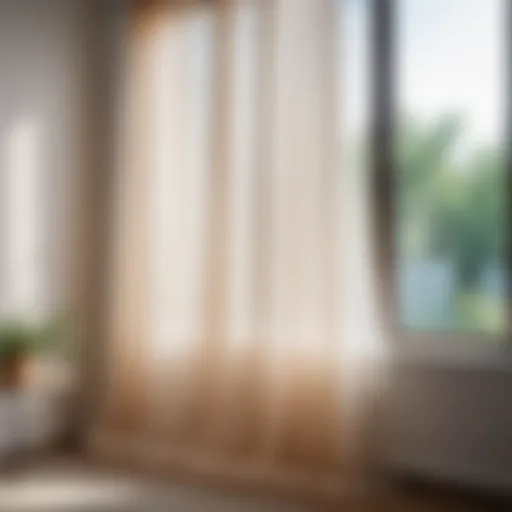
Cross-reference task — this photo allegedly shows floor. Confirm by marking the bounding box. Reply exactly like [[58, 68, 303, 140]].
[[0, 457, 507, 512]]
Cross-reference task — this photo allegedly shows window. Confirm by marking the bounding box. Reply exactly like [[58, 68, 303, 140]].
[[373, 0, 509, 339]]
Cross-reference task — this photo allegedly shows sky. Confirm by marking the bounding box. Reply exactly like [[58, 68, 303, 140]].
[[342, 0, 505, 151], [398, 0, 505, 148]]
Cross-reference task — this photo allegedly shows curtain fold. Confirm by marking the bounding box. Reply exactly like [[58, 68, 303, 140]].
[[94, 0, 355, 491], [102, 3, 158, 432]]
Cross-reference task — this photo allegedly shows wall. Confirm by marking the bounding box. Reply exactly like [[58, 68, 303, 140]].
[[0, 0, 93, 319], [0, 0, 103, 451], [382, 359, 512, 493]]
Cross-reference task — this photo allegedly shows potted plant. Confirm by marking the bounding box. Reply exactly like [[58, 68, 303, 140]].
[[0, 315, 69, 390], [0, 319, 34, 389]]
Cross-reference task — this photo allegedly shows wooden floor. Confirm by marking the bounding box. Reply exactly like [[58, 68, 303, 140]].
[[0, 457, 507, 512]]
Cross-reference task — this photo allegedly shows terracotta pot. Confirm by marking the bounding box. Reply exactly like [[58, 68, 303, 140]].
[[0, 353, 26, 389]]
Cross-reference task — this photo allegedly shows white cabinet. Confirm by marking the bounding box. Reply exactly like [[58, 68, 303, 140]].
[[0, 392, 66, 460]]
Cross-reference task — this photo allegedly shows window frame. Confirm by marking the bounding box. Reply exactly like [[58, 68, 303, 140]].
[[370, 0, 512, 361]]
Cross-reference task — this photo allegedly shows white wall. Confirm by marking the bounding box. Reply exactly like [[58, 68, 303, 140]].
[[0, 0, 90, 320], [0, 0, 100, 451]]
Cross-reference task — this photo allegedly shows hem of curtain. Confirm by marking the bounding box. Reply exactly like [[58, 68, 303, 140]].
[[88, 426, 366, 505]]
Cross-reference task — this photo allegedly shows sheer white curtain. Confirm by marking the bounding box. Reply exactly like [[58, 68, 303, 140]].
[[93, 0, 382, 494]]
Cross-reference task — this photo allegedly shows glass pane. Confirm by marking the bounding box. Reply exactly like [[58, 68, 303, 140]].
[[396, 0, 507, 333]]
